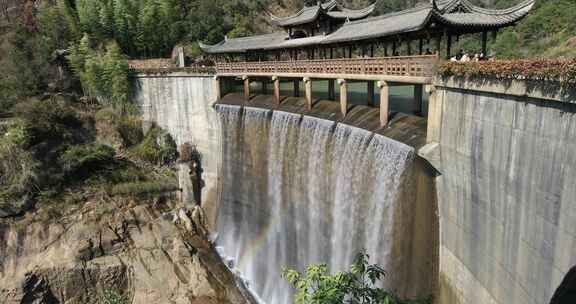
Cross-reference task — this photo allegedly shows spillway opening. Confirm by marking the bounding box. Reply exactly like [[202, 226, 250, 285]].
[[219, 77, 430, 118]]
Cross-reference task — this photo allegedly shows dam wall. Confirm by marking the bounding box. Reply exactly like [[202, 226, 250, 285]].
[[430, 78, 576, 304], [132, 73, 221, 218]]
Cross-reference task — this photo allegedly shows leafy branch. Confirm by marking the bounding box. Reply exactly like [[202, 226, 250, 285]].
[[282, 251, 431, 304]]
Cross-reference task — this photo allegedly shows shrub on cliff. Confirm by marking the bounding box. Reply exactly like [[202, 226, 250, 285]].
[[110, 180, 179, 197], [129, 126, 178, 166], [0, 120, 39, 214], [60, 144, 116, 179], [283, 251, 431, 304], [12, 97, 84, 145], [95, 107, 144, 149]]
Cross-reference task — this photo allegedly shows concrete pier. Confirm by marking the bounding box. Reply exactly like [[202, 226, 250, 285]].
[[378, 81, 389, 127], [338, 79, 348, 117]]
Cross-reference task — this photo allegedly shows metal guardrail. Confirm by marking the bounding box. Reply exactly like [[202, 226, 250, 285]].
[[216, 55, 438, 77]]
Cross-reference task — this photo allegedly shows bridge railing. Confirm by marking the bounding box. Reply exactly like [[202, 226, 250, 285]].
[[215, 55, 439, 77]]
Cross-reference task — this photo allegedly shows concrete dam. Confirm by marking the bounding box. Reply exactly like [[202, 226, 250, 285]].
[[133, 72, 576, 304]]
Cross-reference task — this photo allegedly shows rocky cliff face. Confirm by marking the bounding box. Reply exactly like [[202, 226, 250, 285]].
[[0, 196, 256, 304]]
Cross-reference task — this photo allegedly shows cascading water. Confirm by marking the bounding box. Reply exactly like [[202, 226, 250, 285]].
[[215, 104, 416, 304]]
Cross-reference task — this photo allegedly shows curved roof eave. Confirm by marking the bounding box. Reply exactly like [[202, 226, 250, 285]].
[[327, 3, 377, 20], [269, 0, 376, 27], [432, 0, 535, 29], [198, 41, 224, 53], [270, 6, 321, 27], [435, 0, 536, 15]]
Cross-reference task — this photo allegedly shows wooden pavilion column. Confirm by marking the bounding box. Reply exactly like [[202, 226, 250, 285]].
[[242, 76, 250, 101], [377, 80, 389, 127], [414, 84, 424, 115], [272, 76, 280, 107], [481, 31, 488, 55], [214, 76, 221, 101], [419, 39, 424, 55], [304, 77, 312, 111], [367, 81, 375, 106], [446, 33, 452, 59], [338, 79, 348, 117], [293, 79, 300, 97], [426, 85, 441, 143], [328, 79, 336, 100]]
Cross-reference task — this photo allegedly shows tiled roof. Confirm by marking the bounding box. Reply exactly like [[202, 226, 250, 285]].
[[323, 5, 433, 44], [270, 0, 375, 27], [199, 32, 289, 53], [201, 0, 535, 54]]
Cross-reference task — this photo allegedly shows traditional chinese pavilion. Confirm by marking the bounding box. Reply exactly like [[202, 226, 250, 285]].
[[200, 0, 535, 60]]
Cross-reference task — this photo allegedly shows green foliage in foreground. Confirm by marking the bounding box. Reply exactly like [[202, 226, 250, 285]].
[[101, 290, 128, 304], [283, 252, 431, 304]]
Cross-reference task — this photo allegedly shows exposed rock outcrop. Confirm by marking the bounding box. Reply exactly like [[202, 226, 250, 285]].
[[0, 197, 256, 304]]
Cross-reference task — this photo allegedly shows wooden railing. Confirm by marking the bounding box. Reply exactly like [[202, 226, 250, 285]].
[[215, 55, 438, 78]]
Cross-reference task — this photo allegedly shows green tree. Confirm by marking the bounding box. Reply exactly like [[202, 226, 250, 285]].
[[68, 35, 130, 108], [99, 1, 116, 38], [138, 0, 164, 57], [37, 0, 80, 55], [76, 0, 102, 36], [113, 0, 137, 55], [283, 252, 431, 304]]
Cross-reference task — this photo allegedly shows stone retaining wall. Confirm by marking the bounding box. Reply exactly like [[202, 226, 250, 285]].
[[431, 77, 576, 304], [132, 74, 221, 226]]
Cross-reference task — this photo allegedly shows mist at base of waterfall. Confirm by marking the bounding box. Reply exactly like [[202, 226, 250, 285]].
[[215, 105, 415, 304]]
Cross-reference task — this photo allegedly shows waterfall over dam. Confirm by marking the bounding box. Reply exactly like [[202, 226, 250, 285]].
[[215, 104, 435, 303]]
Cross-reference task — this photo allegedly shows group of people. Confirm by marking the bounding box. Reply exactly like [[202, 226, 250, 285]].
[[450, 49, 492, 62]]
